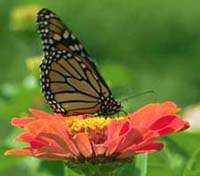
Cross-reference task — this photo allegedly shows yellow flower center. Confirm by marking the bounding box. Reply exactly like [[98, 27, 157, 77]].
[[66, 116, 112, 135]]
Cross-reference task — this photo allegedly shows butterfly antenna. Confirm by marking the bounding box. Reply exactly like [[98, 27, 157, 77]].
[[119, 90, 157, 103]]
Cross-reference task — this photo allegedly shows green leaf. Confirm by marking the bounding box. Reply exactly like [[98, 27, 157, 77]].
[[162, 137, 189, 173], [169, 132, 200, 157], [39, 160, 65, 176], [65, 166, 84, 176], [147, 138, 188, 176], [0, 146, 24, 172], [0, 147, 40, 176], [133, 154, 148, 176], [147, 132, 200, 176], [116, 154, 147, 176], [183, 149, 200, 176]]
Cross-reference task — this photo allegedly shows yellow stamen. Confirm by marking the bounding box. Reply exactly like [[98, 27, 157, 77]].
[[66, 116, 112, 135]]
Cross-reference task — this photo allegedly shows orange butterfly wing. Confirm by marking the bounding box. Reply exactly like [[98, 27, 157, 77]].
[[37, 8, 121, 115]]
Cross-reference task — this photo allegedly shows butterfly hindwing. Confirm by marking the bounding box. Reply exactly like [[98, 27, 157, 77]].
[[40, 50, 113, 115]]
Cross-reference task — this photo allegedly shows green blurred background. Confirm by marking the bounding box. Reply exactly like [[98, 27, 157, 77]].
[[0, 0, 200, 176]]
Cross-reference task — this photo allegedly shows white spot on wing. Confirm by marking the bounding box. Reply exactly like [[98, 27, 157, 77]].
[[79, 44, 83, 49], [81, 63, 86, 69], [81, 52, 85, 57], [53, 34, 61, 41], [45, 15, 50, 19], [63, 30, 69, 39], [49, 39, 54, 44], [67, 53, 72, 57], [93, 74, 99, 80], [74, 44, 80, 51], [71, 34, 76, 40], [69, 45, 75, 51]]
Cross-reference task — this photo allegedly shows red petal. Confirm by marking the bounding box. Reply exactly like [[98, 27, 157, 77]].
[[117, 150, 135, 159], [122, 130, 160, 153], [92, 143, 106, 156], [16, 133, 48, 149], [158, 127, 174, 136], [25, 119, 49, 134], [22, 117, 79, 156], [33, 146, 75, 160], [150, 115, 190, 136], [106, 137, 123, 156], [116, 128, 142, 152], [129, 102, 179, 128], [134, 142, 164, 154], [11, 117, 35, 128], [39, 131, 79, 156], [119, 122, 130, 136], [107, 119, 126, 142], [73, 133, 92, 158], [34, 152, 72, 160], [30, 138, 48, 149], [106, 120, 131, 156], [181, 121, 190, 131], [4, 148, 33, 156], [30, 109, 54, 119], [150, 115, 176, 130], [117, 142, 163, 159]]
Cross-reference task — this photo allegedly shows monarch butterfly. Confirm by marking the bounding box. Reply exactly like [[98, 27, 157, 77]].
[[37, 8, 122, 116]]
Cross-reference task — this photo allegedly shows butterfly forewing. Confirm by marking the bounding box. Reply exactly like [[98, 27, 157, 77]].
[[37, 8, 89, 57], [37, 8, 122, 116]]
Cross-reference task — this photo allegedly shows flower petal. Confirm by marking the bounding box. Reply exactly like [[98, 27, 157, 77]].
[[16, 132, 48, 148], [121, 130, 160, 153], [129, 102, 179, 128], [33, 146, 75, 160], [107, 119, 125, 141], [73, 133, 92, 158], [5, 148, 33, 156], [134, 142, 164, 154], [119, 121, 130, 136], [150, 115, 190, 136], [11, 117, 35, 128], [30, 109, 54, 119], [92, 143, 106, 156], [115, 128, 142, 152], [38, 130, 79, 156], [117, 150, 135, 159], [106, 120, 131, 156]]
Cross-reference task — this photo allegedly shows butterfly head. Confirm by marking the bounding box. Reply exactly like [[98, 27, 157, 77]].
[[98, 95, 122, 116]]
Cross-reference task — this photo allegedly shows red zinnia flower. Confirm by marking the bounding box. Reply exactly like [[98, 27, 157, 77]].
[[5, 101, 189, 161]]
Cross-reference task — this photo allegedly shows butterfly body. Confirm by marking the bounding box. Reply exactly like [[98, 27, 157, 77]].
[[37, 8, 122, 116]]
